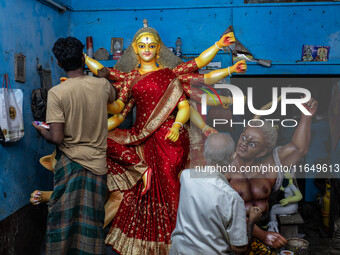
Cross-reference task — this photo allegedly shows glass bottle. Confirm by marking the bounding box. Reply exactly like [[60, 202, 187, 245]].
[[175, 37, 182, 57]]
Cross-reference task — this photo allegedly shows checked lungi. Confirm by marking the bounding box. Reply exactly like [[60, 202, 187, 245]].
[[46, 152, 107, 255]]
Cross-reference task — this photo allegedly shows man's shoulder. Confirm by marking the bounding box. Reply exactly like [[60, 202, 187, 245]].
[[84, 75, 106, 82], [217, 178, 240, 198], [181, 169, 238, 193], [179, 168, 204, 184], [180, 169, 192, 180], [48, 83, 64, 97], [63, 75, 108, 84], [53, 76, 109, 90], [86, 76, 110, 85], [210, 175, 244, 203], [228, 187, 245, 204], [87, 76, 112, 93]]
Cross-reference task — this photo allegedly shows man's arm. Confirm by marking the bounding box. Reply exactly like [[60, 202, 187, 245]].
[[227, 198, 250, 254], [230, 244, 248, 254], [107, 82, 116, 104], [32, 122, 64, 145], [230, 206, 262, 254], [278, 98, 318, 167], [247, 207, 262, 241]]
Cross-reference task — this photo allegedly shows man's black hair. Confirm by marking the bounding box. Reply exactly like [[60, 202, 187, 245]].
[[52, 37, 84, 72]]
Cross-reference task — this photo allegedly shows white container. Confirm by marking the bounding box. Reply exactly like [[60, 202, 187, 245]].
[[280, 250, 294, 255]]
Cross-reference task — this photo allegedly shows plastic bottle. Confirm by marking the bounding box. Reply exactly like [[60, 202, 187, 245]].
[[175, 37, 182, 57], [34, 121, 50, 129], [86, 36, 93, 58]]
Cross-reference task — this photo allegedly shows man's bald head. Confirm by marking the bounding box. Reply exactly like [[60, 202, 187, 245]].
[[204, 133, 235, 166]]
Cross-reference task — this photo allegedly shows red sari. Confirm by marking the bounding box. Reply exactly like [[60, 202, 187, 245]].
[[106, 67, 193, 254]]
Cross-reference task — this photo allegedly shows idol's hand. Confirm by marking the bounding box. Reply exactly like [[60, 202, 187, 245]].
[[217, 32, 236, 48], [108, 114, 125, 131], [104, 191, 123, 229], [279, 198, 289, 206], [261, 231, 287, 249], [249, 206, 262, 223], [231, 60, 247, 73], [280, 189, 302, 206], [165, 123, 181, 142], [84, 53, 104, 76], [98, 67, 110, 79], [107, 99, 125, 115], [302, 98, 318, 117], [203, 126, 218, 137], [220, 95, 232, 106]]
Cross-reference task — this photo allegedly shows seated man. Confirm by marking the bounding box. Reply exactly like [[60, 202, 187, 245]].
[[170, 133, 262, 255]]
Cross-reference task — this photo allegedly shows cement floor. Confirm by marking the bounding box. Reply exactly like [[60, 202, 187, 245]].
[[305, 238, 340, 255]]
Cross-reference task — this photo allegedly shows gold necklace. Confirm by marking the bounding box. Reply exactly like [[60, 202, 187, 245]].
[[137, 66, 160, 75]]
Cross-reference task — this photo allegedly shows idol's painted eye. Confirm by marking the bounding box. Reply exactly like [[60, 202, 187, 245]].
[[149, 44, 156, 49], [249, 143, 255, 148], [138, 45, 145, 49], [242, 135, 246, 141]]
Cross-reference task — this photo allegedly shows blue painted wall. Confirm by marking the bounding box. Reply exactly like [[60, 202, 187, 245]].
[[0, 0, 71, 221], [69, 0, 340, 74], [69, 1, 233, 68], [232, 0, 340, 75]]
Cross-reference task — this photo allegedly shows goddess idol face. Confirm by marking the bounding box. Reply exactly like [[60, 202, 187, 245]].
[[135, 34, 160, 62]]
